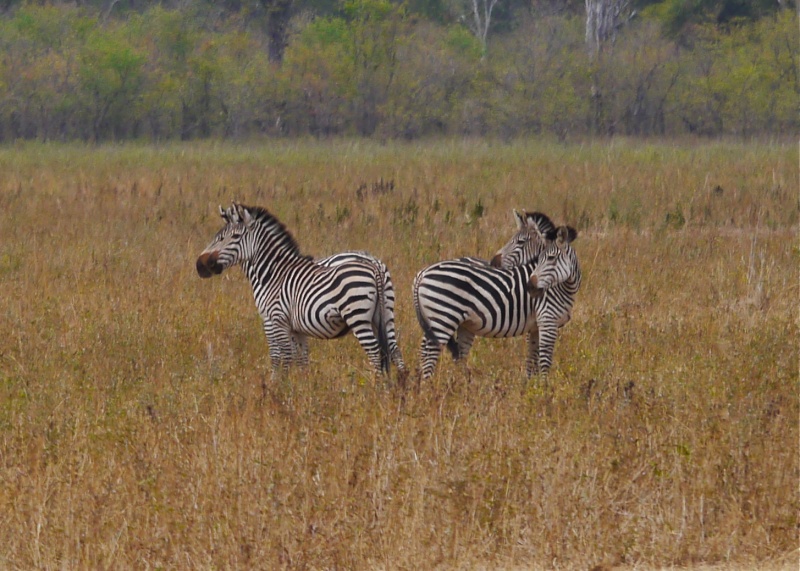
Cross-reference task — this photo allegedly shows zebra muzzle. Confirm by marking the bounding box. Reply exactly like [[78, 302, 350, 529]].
[[196, 252, 223, 278], [527, 275, 545, 298]]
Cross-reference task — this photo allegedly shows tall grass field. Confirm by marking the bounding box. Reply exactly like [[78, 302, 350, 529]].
[[0, 140, 796, 570]]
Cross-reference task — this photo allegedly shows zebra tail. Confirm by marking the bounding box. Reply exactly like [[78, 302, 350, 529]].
[[372, 263, 391, 375]]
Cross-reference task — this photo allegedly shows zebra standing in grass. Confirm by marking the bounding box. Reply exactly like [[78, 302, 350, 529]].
[[523, 225, 582, 375], [196, 202, 395, 378], [440, 209, 557, 362], [413, 216, 581, 380]]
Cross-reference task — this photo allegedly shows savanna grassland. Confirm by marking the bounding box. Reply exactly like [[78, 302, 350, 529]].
[[0, 140, 796, 570]]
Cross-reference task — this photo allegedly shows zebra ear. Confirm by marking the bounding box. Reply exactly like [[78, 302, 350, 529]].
[[556, 226, 577, 246], [219, 205, 227, 220], [513, 209, 525, 230], [527, 211, 556, 236], [239, 205, 254, 226], [227, 202, 242, 223]]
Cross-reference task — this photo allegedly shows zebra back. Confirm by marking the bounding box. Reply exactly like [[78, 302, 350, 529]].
[[414, 257, 541, 340]]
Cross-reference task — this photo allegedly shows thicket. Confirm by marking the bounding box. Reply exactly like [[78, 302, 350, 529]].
[[0, 1, 796, 141]]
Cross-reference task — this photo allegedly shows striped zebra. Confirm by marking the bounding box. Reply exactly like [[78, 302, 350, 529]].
[[196, 203, 395, 377], [413, 221, 580, 380], [524, 225, 582, 375], [441, 209, 556, 361]]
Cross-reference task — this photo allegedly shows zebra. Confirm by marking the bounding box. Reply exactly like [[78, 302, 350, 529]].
[[440, 209, 557, 361], [196, 202, 396, 378], [523, 225, 582, 375], [312, 251, 406, 375], [413, 221, 580, 380]]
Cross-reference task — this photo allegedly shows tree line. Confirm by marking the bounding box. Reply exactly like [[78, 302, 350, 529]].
[[0, 0, 795, 142]]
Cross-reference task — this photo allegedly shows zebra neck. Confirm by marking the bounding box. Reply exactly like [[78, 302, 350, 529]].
[[243, 245, 306, 287], [564, 269, 582, 293]]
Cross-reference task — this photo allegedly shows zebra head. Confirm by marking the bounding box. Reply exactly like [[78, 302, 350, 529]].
[[527, 225, 579, 295], [490, 209, 556, 269], [196, 202, 255, 278]]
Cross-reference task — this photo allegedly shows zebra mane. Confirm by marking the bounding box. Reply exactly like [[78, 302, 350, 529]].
[[523, 211, 557, 238], [240, 204, 306, 259]]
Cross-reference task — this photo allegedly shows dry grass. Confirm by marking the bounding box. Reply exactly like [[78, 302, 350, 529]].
[[0, 139, 796, 570]]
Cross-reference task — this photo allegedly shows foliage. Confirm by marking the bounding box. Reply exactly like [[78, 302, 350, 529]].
[[640, 0, 796, 37], [78, 28, 146, 140], [669, 10, 798, 137], [0, 2, 795, 140]]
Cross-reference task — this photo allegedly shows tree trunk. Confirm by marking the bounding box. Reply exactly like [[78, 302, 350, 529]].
[[586, 0, 631, 135], [585, 0, 629, 57], [261, 0, 293, 65], [470, 0, 499, 52]]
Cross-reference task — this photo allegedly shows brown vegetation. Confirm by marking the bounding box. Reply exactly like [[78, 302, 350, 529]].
[[0, 140, 796, 569]]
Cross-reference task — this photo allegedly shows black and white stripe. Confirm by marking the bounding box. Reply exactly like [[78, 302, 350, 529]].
[[524, 226, 582, 376], [489, 209, 556, 269], [413, 221, 580, 380], [197, 203, 393, 377], [314, 251, 406, 374], [428, 210, 556, 368]]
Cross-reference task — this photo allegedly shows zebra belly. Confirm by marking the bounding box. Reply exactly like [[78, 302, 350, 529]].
[[459, 310, 537, 338], [292, 309, 348, 339]]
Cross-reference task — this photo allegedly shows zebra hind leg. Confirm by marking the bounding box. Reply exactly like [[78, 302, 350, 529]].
[[452, 328, 476, 384], [418, 335, 443, 381], [348, 319, 390, 376]]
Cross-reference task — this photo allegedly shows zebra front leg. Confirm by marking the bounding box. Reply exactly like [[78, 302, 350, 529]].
[[386, 321, 408, 381], [391, 344, 407, 377], [452, 328, 476, 382], [264, 317, 295, 379], [525, 329, 540, 378], [291, 333, 310, 367], [347, 320, 389, 375], [383, 297, 408, 376], [454, 329, 475, 362], [536, 321, 559, 379]]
